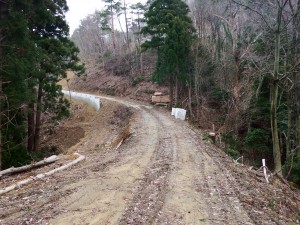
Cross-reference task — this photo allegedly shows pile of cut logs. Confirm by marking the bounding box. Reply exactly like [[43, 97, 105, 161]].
[[151, 92, 170, 106]]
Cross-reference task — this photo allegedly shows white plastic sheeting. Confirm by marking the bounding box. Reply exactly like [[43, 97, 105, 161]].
[[62, 90, 101, 111], [171, 108, 177, 116], [171, 108, 186, 121]]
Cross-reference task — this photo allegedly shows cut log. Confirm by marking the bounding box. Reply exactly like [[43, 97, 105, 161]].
[[154, 92, 163, 96], [0, 153, 85, 195], [155, 103, 168, 107], [151, 95, 170, 103], [0, 155, 59, 178]]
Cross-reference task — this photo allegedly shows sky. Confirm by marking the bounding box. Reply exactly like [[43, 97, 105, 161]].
[[66, 0, 146, 35]]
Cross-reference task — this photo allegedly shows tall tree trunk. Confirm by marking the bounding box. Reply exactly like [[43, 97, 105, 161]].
[[188, 80, 194, 119], [234, 50, 241, 83], [194, 41, 201, 120], [137, 12, 141, 45], [292, 0, 300, 156], [298, 116, 300, 156], [33, 81, 43, 152], [175, 77, 178, 106], [0, 1, 6, 170], [169, 77, 174, 108], [140, 52, 144, 75], [228, 0, 240, 83], [286, 108, 291, 160], [117, 16, 127, 45], [110, 5, 116, 51], [271, 32, 282, 176], [27, 102, 35, 152], [124, 0, 130, 50], [0, 76, 2, 170], [137, 12, 143, 75]]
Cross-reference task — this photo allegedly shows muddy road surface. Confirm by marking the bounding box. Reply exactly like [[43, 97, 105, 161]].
[[0, 94, 299, 225]]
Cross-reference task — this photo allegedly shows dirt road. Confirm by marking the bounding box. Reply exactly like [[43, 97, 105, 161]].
[[45, 95, 251, 225], [0, 94, 299, 225]]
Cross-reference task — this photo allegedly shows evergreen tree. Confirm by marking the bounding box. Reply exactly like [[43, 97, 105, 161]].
[[0, 0, 84, 168], [0, 0, 37, 168], [27, 0, 84, 152], [141, 0, 195, 106]]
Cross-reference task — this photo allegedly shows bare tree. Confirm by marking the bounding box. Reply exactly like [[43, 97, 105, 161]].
[[130, 2, 147, 74], [123, 0, 130, 49], [71, 11, 114, 63], [288, 0, 300, 156], [232, 0, 300, 176], [104, 0, 122, 53]]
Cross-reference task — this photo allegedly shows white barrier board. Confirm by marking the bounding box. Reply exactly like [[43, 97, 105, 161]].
[[171, 108, 178, 116], [62, 90, 101, 111], [172, 108, 186, 121]]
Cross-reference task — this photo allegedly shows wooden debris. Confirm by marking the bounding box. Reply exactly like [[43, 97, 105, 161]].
[[154, 92, 163, 96], [0, 153, 85, 195], [235, 156, 244, 164], [151, 95, 170, 104], [115, 139, 124, 150], [155, 103, 168, 107], [0, 155, 59, 178]]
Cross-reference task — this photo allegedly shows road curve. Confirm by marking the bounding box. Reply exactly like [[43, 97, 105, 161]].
[[48, 94, 254, 225]]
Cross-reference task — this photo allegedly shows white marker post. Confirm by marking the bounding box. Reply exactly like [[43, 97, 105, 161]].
[[262, 159, 269, 183]]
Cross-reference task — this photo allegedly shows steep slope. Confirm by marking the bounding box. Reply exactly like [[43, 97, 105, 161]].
[[68, 53, 169, 103]]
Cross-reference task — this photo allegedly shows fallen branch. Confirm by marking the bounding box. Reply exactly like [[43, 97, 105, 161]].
[[235, 156, 244, 164], [0, 155, 59, 178], [115, 131, 134, 150], [115, 139, 124, 150], [0, 153, 85, 195]]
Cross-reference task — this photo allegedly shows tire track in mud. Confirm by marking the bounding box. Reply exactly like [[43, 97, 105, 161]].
[[50, 95, 253, 225], [120, 108, 254, 225], [190, 130, 284, 225], [48, 100, 254, 225], [151, 112, 213, 225], [47, 104, 164, 225], [184, 127, 254, 225], [144, 111, 254, 225], [120, 107, 177, 224], [2, 93, 296, 225]]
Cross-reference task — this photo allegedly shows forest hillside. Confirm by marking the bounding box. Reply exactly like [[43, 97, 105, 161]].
[[1, 0, 300, 224], [70, 0, 300, 186]]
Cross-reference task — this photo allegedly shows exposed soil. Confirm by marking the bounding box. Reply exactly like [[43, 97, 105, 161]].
[[0, 92, 300, 225], [67, 53, 169, 104], [42, 126, 85, 152]]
